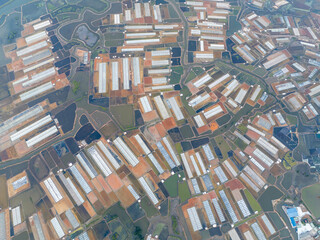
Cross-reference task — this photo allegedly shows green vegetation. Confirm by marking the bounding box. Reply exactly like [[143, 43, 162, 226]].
[[234, 138, 247, 150], [72, 81, 80, 94], [226, 15, 242, 36], [175, 143, 183, 154], [302, 183, 320, 218], [178, 182, 191, 203], [214, 135, 231, 160], [10, 185, 44, 216], [180, 87, 196, 116], [169, 66, 184, 84], [140, 197, 159, 217], [192, 67, 205, 76], [253, 67, 268, 77], [237, 123, 248, 134], [286, 114, 298, 126], [258, 186, 283, 212], [153, 223, 165, 237], [164, 174, 179, 197], [283, 152, 296, 170], [110, 105, 135, 130], [244, 189, 262, 212], [171, 216, 179, 235], [185, 70, 197, 83], [282, 172, 292, 190]]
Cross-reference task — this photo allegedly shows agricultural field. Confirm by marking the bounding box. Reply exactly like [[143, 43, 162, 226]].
[[302, 183, 320, 218], [178, 181, 191, 203], [258, 186, 284, 212], [110, 105, 135, 130], [243, 189, 262, 213], [10, 185, 44, 217], [0, 174, 8, 209]]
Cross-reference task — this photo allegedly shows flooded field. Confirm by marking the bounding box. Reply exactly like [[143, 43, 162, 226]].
[[75, 25, 99, 47]]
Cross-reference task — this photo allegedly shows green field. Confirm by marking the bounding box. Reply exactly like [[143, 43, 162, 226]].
[[302, 183, 320, 218], [214, 135, 231, 160], [140, 197, 159, 217], [110, 105, 135, 130], [178, 182, 191, 203], [10, 185, 44, 217], [243, 189, 262, 213], [164, 174, 179, 197], [258, 186, 283, 212]]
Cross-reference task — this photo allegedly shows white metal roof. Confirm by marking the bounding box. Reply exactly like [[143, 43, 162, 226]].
[[167, 97, 184, 121], [125, 38, 160, 45], [151, 50, 170, 57], [187, 207, 202, 232], [138, 177, 159, 205], [132, 57, 141, 86], [147, 153, 164, 174], [208, 73, 230, 89], [96, 141, 121, 170], [134, 134, 151, 155], [250, 157, 265, 172], [237, 199, 251, 218], [163, 136, 180, 166], [257, 137, 278, 156], [154, 96, 170, 119], [263, 53, 288, 69], [58, 173, 84, 206], [214, 166, 228, 183], [204, 105, 223, 119], [140, 96, 152, 113], [12, 206, 21, 227], [244, 166, 265, 188], [25, 31, 47, 45], [44, 177, 63, 203], [251, 222, 266, 240], [98, 62, 107, 93], [181, 153, 193, 178], [22, 67, 56, 87], [253, 148, 274, 166], [20, 81, 53, 101], [33, 20, 51, 31], [113, 137, 139, 166], [70, 165, 92, 194], [76, 152, 98, 179], [112, 61, 119, 91], [26, 125, 58, 147], [202, 144, 215, 161], [261, 214, 276, 235], [148, 68, 170, 75], [17, 41, 48, 57], [194, 74, 211, 88], [122, 58, 130, 90], [212, 198, 225, 222], [128, 185, 140, 200], [50, 217, 65, 239], [194, 115, 205, 128], [203, 200, 216, 225], [190, 155, 201, 176], [88, 146, 113, 177], [219, 190, 238, 223], [23, 57, 54, 73], [10, 115, 52, 142]]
